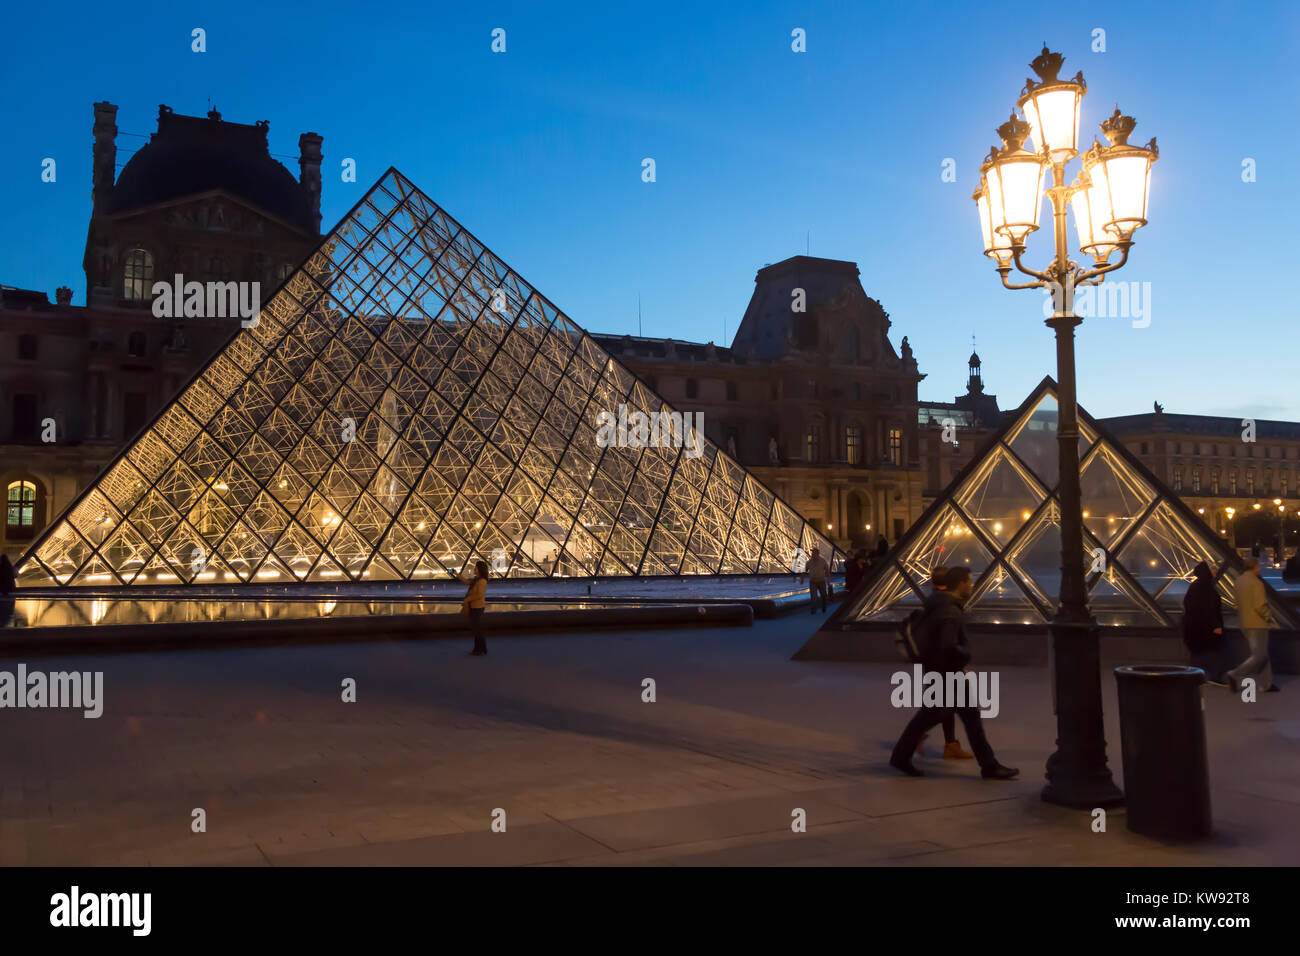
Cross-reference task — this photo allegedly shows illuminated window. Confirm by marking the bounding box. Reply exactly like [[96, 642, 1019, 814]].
[[123, 249, 153, 301], [889, 428, 903, 466], [845, 424, 861, 465], [1191, 469, 1201, 493], [1173, 468, 1183, 491], [805, 425, 821, 463], [6, 480, 37, 540]]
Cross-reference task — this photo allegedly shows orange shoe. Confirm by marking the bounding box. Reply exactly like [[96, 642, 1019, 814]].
[[943, 740, 974, 759]]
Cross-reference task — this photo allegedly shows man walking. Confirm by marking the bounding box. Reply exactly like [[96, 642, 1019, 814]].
[[807, 547, 830, 614], [889, 567, 1018, 779], [1227, 557, 1279, 693]]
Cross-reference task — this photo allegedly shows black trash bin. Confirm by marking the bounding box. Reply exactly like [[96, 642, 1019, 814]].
[[1114, 664, 1212, 839]]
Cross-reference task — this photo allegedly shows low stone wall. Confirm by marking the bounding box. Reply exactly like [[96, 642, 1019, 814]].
[[0, 602, 754, 658]]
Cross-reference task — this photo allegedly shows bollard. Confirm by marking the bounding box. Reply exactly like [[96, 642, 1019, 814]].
[[1113, 664, 1212, 839]]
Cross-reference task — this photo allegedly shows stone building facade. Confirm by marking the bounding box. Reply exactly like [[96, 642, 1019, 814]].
[[593, 256, 928, 552], [1, 104, 322, 558], [1100, 411, 1300, 556]]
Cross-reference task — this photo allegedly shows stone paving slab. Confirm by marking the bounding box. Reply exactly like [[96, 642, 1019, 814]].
[[0, 616, 1297, 866], [270, 819, 614, 867]]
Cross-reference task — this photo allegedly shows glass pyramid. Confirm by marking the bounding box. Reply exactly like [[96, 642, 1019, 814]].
[[847, 378, 1299, 629], [19, 169, 840, 587]]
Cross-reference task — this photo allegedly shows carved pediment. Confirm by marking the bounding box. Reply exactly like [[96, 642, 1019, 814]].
[[164, 198, 265, 236]]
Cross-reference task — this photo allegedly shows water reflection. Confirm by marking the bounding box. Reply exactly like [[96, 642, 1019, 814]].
[[3, 598, 626, 629]]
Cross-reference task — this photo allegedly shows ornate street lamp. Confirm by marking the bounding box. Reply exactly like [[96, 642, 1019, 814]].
[[972, 45, 1158, 809]]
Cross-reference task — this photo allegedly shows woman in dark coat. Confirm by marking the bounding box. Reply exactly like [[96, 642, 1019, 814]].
[[1182, 561, 1226, 685]]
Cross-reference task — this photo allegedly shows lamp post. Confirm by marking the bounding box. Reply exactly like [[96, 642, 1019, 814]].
[[1276, 501, 1286, 565], [973, 45, 1158, 809]]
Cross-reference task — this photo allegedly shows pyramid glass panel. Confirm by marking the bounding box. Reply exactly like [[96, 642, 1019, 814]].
[[854, 564, 924, 622], [1081, 444, 1156, 547], [955, 449, 1045, 546], [1005, 393, 1095, 490], [842, 379, 1298, 629], [1088, 567, 1165, 627], [1001, 502, 1065, 609], [965, 566, 1045, 625], [1116, 501, 1222, 606], [896, 505, 995, 587], [21, 170, 841, 587]]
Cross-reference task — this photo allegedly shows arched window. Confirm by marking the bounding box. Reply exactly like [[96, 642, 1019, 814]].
[[123, 249, 153, 301], [6, 480, 40, 541]]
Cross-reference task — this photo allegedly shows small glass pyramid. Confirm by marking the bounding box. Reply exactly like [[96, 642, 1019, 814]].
[[19, 169, 840, 587], [847, 379, 1298, 629]]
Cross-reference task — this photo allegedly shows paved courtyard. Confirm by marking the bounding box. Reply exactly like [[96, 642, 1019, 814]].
[[2, 613, 1297, 866]]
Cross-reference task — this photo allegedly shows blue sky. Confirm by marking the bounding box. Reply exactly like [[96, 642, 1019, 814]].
[[3, 0, 1298, 420]]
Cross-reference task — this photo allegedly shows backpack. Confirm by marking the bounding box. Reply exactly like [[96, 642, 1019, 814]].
[[895, 609, 926, 663]]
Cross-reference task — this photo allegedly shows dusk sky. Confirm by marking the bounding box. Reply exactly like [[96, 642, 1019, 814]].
[[3, 0, 1297, 421]]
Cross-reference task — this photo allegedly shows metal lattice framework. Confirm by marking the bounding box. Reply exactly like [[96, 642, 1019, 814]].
[[19, 169, 841, 587], [846, 379, 1300, 628]]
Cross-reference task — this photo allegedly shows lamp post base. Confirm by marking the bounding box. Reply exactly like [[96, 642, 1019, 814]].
[[1041, 617, 1125, 809]]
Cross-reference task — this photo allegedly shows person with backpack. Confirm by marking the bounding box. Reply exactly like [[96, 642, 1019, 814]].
[[889, 566, 1018, 779], [896, 568, 973, 760], [1182, 561, 1226, 686], [456, 560, 491, 656]]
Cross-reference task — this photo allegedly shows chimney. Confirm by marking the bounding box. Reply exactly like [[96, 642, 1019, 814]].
[[92, 101, 118, 214], [55, 286, 73, 306], [298, 132, 323, 234]]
